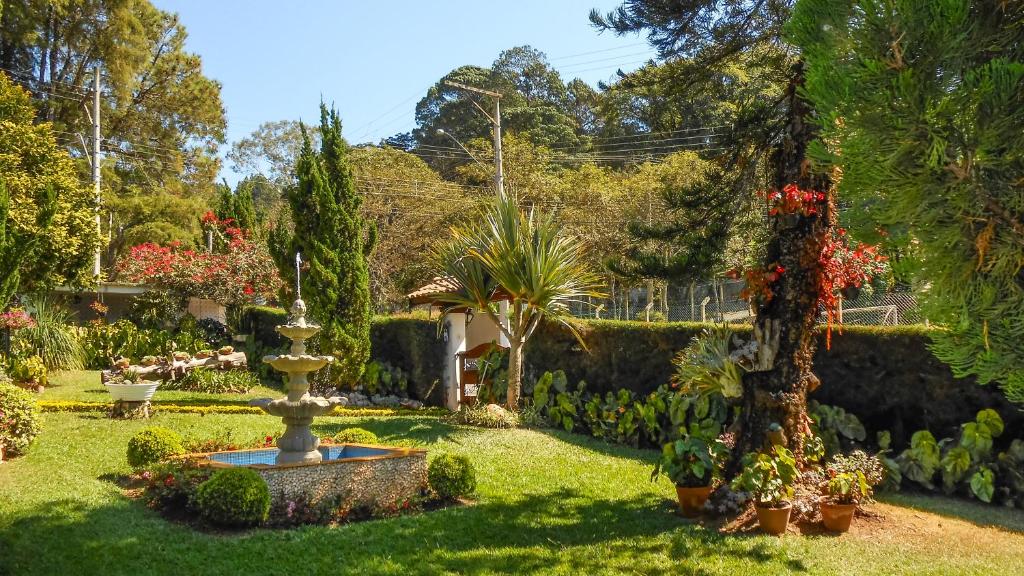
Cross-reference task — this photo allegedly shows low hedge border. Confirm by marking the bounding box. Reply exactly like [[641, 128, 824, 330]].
[[38, 400, 446, 418]]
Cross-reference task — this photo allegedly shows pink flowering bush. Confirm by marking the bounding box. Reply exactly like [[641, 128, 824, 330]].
[[0, 309, 34, 331]]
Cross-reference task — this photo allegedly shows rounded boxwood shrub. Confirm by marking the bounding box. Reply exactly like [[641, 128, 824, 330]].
[[0, 381, 41, 457], [127, 427, 185, 468], [428, 453, 476, 500], [331, 427, 379, 444], [195, 468, 270, 527]]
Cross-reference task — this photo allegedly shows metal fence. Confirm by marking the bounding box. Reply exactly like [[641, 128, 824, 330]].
[[570, 280, 923, 326]]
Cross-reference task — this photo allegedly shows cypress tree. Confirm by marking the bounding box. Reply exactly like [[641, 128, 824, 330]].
[[273, 104, 376, 387], [215, 180, 260, 233], [593, 1, 832, 469]]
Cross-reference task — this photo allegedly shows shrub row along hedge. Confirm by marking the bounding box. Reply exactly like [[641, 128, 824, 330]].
[[525, 320, 1022, 447], [240, 308, 445, 405]]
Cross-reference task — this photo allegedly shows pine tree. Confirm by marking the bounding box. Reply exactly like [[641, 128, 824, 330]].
[[593, 1, 832, 470], [273, 104, 376, 387], [792, 0, 1024, 404]]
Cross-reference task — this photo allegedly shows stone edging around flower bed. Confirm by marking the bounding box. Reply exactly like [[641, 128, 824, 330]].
[[37, 400, 447, 418]]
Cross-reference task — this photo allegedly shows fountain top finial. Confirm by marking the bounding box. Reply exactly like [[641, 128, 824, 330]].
[[289, 298, 308, 327]]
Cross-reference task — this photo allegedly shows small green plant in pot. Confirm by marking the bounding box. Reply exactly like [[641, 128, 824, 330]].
[[652, 432, 729, 517], [819, 451, 883, 532], [731, 445, 798, 535]]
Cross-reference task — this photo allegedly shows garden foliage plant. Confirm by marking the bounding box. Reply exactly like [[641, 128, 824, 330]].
[[652, 432, 729, 488], [194, 468, 271, 528], [126, 427, 185, 469], [331, 427, 379, 444], [428, 453, 477, 501], [731, 445, 798, 508], [820, 451, 883, 506], [431, 195, 602, 408], [0, 380, 40, 457], [13, 296, 85, 371]]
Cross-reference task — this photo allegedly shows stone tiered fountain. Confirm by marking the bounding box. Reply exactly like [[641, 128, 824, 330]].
[[251, 255, 347, 464]]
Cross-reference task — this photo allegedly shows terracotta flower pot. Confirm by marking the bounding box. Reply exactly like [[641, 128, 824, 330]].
[[820, 501, 857, 533], [675, 485, 713, 517], [755, 503, 792, 535]]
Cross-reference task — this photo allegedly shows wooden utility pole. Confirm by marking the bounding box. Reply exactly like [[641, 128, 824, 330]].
[[90, 67, 102, 280]]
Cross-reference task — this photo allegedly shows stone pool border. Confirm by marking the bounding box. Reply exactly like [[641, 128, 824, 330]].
[[188, 443, 429, 508]]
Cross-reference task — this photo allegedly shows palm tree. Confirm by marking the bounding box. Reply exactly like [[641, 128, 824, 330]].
[[432, 196, 603, 409]]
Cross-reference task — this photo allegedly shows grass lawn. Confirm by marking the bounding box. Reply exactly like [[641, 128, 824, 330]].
[[2, 376, 1022, 575], [38, 369, 283, 404]]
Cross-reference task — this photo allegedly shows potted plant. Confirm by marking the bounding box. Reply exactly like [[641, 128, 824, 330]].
[[819, 451, 883, 532], [195, 349, 215, 360], [104, 369, 161, 402], [653, 433, 729, 517], [172, 351, 191, 362], [731, 445, 798, 535], [218, 345, 234, 356]]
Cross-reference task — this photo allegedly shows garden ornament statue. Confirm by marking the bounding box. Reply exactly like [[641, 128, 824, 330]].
[[251, 252, 347, 464]]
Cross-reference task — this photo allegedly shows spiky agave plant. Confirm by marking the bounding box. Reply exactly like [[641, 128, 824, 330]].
[[432, 196, 604, 409]]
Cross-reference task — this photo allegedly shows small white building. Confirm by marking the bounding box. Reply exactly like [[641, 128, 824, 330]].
[[408, 277, 509, 411], [52, 283, 227, 325]]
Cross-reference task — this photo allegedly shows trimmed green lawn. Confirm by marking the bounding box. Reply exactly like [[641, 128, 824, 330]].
[[39, 369, 283, 404], [2, 372, 1022, 575]]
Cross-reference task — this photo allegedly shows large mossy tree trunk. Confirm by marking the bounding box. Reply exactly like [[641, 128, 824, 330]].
[[728, 63, 831, 475]]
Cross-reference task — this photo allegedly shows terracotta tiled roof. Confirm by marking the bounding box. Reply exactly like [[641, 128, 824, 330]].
[[407, 276, 511, 305], [407, 276, 461, 305]]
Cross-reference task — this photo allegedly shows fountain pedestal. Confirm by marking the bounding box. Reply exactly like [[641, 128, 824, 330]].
[[250, 298, 346, 465]]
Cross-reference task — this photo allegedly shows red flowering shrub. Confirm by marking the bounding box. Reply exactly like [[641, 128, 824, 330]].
[[740, 263, 786, 306], [762, 183, 827, 217], [116, 214, 280, 305], [743, 184, 888, 342], [818, 228, 888, 342]]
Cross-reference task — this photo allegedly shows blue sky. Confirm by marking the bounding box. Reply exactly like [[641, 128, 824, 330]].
[[154, 1, 655, 181]]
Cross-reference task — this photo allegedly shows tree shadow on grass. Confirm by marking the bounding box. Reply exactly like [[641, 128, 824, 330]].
[[0, 487, 806, 576], [533, 426, 662, 464]]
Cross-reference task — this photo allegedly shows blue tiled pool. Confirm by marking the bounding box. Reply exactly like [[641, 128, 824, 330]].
[[207, 445, 394, 467]]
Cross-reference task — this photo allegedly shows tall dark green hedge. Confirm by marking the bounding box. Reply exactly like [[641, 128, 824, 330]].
[[525, 320, 1022, 445], [369, 316, 444, 405], [244, 310, 1021, 442]]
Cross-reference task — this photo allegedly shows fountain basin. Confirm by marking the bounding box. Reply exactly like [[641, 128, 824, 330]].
[[194, 443, 427, 508], [262, 354, 333, 374]]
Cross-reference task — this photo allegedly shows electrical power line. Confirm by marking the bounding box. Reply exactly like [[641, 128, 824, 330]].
[[547, 42, 650, 62]]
